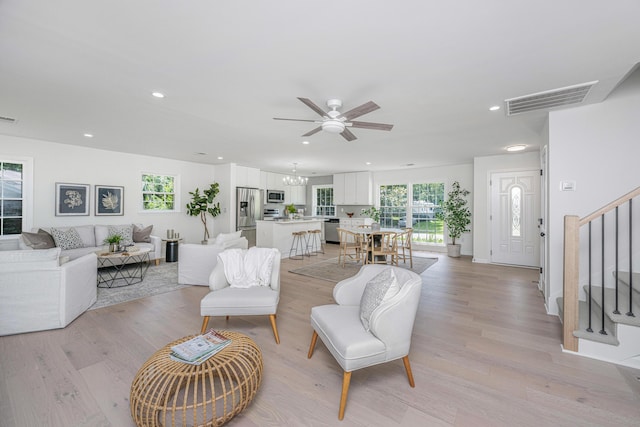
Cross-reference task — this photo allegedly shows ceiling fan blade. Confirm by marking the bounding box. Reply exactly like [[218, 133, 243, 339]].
[[341, 101, 380, 120], [298, 97, 327, 117], [273, 117, 317, 123], [341, 128, 357, 142], [349, 121, 394, 131], [302, 126, 323, 137]]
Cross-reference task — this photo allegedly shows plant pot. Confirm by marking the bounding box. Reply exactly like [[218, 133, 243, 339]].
[[371, 222, 381, 230], [447, 243, 461, 258], [109, 243, 117, 252]]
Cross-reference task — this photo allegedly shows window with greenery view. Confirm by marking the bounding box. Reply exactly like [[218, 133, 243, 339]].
[[378, 182, 445, 244], [313, 185, 335, 216], [0, 161, 24, 236], [141, 173, 178, 211]]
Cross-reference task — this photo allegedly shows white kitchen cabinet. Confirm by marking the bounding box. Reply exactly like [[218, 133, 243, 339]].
[[333, 171, 372, 205], [285, 185, 306, 205], [236, 165, 261, 188], [259, 171, 268, 191], [266, 172, 285, 191]]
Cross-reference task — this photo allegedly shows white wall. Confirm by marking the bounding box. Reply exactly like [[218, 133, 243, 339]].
[[547, 68, 640, 314], [472, 151, 541, 263], [373, 163, 474, 255], [0, 135, 231, 247]]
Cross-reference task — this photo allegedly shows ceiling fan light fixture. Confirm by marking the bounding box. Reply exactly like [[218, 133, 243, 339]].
[[322, 119, 345, 134]]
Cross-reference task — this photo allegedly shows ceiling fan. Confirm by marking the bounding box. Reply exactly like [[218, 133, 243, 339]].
[[274, 98, 394, 141]]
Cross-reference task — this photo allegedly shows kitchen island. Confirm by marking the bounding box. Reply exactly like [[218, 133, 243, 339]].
[[256, 219, 324, 259]]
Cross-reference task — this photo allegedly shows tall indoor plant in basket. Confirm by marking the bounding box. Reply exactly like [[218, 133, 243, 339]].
[[436, 181, 471, 257], [186, 183, 222, 243]]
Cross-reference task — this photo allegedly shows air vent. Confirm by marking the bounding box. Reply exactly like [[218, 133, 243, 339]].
[[0, 115, 17, 123], [505, 81, 598, 116]]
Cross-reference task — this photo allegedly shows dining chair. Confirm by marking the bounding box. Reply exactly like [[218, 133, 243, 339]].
[[397, 227, 413, 268], [365, 231, 398, 266], [337, 228, 363, 267]]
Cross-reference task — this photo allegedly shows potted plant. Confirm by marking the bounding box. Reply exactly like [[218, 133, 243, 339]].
[[436, 181, 471, 257], [186, 183, 222, 243], [285, 203, 297, 219], [104, 234, 122, 252], [361, 206, 381, 229]]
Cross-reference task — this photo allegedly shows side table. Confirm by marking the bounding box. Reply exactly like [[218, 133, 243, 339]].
[[130, 331, 263, 427], [163, 238, 182, 262]]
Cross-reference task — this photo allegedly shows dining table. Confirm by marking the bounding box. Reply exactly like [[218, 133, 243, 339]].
[[343, 227, 403, 264]]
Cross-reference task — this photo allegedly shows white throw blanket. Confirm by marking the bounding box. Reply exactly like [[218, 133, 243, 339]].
[[218, 247, 277, 288]]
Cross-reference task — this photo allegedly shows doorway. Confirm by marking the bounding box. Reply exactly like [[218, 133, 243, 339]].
[[490, 170, 540, 267]]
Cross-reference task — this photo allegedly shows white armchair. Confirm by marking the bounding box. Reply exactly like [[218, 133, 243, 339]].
[[307, 264, 422, 420], [200, 248, 281, 343]]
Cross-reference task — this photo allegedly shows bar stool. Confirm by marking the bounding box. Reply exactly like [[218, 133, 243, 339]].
[[289, 231, 308, 260], [307, 229, 324, 256]]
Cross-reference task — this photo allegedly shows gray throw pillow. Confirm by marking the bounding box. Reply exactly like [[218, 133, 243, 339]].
[[108, 224, 134, 246], [50, 227, 84, 250], [359, 268, 400, 332], [133, 224, 152, 243], [22, 229, 56, 249]]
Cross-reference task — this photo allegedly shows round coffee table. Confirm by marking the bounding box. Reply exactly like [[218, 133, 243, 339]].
[[130, 331, 263, 427]]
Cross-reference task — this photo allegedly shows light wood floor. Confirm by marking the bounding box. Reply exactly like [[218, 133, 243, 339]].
[[1, 246, 639, 426]]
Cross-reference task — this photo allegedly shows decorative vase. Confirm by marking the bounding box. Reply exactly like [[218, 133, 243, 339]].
[[109, 243, 117, 252], [447, 243, 461, 258], [371, 222, 381, 230]]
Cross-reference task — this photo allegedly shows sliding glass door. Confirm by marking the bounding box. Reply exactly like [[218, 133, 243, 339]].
[[378, 182, 445, 245]]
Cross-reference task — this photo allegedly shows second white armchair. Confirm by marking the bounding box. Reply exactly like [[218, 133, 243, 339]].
[[200, 248, 281, 344]]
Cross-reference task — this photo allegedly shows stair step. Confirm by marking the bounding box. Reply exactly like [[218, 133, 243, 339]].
[[556, 297, 619, 346], [574, 300, 619, 346], [584, 284, 640, 327], [614, 271, 640, 294]]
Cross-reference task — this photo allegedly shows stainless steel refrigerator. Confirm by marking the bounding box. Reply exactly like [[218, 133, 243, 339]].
[[236, 187, 262, 247]]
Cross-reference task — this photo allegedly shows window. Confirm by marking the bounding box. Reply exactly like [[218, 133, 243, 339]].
[[0, 161, 24, 236], [141, 173, 178, 211], [313, 185, 335, 216], [378, 182, 445, 245]]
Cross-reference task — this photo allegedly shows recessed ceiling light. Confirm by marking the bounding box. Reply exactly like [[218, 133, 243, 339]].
[[506, 144, 526, 152], [152, 92, 165, 98], [83, 133, 93, 138], [302, 140, 310, 145], [489, 105, 501, 111], [217, 156, 223, 160], [365, 162, 371, 165], [195, 152, 207, 155]]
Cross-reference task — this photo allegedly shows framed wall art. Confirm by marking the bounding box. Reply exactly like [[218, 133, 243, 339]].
[[95, 185, 124, 216], [55, 183, 90, 216]]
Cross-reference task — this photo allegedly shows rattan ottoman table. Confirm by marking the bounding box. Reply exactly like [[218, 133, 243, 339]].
[[130, 331, 263, 427]]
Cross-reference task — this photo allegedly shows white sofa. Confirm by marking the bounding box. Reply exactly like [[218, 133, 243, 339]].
[[178, 234, 249, 285], [0, 247, 98, 336], [19, 224, 162, 264]]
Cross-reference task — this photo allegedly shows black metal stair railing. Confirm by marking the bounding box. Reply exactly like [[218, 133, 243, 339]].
[[583, 197, 635, 338]]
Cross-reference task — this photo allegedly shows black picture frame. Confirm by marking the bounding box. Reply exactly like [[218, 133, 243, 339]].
[[95, 185, 124, 216], [55, 183, 90, 216]]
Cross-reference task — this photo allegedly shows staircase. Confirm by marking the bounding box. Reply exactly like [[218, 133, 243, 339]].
[[560, 186, 640, 368]]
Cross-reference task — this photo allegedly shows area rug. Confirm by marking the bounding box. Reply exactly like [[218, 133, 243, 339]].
[[289, 255, 437, 283], [90, 262, 187, 310]]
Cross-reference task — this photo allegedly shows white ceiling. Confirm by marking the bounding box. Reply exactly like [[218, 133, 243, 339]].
[[1, 1, 639, 176]]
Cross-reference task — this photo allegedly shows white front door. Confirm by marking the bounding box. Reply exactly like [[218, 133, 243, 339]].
[[491, 170, 540, 267]]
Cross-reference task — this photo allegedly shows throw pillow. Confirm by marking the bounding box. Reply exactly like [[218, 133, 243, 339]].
[[21, 229, 56, 249], [108, 224, 134, 246], [50, 227, 85, 250], [132, 224, 153, 243], [359, 268, 400, 332]]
